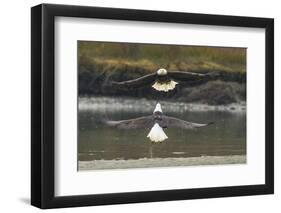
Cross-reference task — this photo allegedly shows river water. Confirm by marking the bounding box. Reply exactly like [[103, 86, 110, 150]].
[[78, 98, 246, 162]]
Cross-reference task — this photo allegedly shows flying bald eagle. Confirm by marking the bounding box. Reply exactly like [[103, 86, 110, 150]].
[[111, 68, 219, 92], [105, 103, 213, 143]]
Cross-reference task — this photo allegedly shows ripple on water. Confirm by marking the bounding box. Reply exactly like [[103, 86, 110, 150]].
[[172, 152, 186, 155]]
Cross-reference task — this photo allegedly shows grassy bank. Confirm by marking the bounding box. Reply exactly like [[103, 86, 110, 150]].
[[79, 41, 246, 73], [78, 41, 246, 105]]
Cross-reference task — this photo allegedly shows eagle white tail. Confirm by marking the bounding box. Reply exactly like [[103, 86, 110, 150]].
[[147, 123, 168, 143], [152, 80, 178, 92]]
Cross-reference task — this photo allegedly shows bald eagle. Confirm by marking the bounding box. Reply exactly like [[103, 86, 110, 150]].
[[111, 68, 219, 92], [105, 103, 213, 143]]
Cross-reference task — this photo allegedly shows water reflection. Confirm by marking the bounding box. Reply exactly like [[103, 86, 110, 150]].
[[78, 108, 246, 161]]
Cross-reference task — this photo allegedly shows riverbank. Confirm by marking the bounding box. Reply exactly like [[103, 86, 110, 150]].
[[79, 155, 246, 170], [78, 42, 246, 105]]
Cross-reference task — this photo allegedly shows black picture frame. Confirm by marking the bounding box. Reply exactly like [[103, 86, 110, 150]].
[[31, 3, 274, 209]]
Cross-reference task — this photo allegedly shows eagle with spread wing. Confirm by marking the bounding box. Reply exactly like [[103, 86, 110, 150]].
[[105, 103, 213, 143], [111, 68, 219, 92]]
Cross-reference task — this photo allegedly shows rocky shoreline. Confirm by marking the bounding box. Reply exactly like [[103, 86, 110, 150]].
[[79, 155, 246, 170]]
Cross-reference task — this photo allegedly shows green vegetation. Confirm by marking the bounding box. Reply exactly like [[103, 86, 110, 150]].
[[78, 41, 246, 105], [78, 41, 246, 73]]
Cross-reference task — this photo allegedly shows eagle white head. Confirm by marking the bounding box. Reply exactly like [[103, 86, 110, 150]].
[[157, 68, 168, 76], [153, 68, 178, 92], [153, 103, 162, 113], [147, 103, 168, 142]]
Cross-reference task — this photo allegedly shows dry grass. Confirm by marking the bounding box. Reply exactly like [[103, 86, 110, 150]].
[[78, 41, 246, 74]]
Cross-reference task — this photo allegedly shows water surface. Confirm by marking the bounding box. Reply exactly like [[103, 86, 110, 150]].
[[78, 103, 246, 162]]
